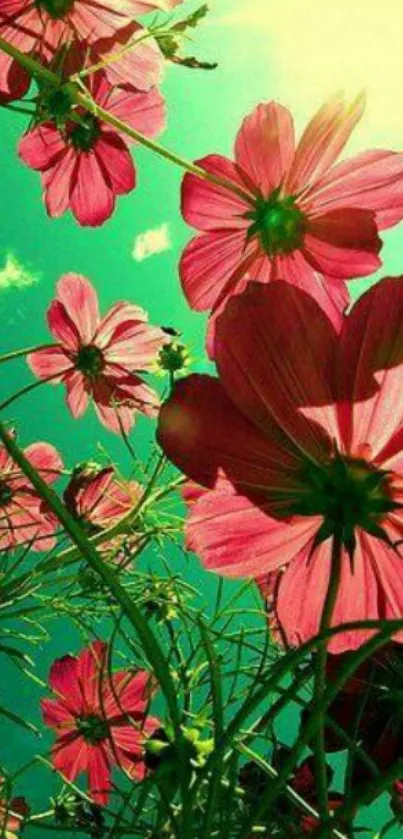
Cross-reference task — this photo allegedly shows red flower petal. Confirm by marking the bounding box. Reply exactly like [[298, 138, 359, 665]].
[[181, 154, 253, 230], [214, 282, 340, 461], [286, 93, 365, 193], [185, 481, 320, 577], [235, 101, 295, 196], [70, 151, 115, 227], [56, 273, 100, 345]]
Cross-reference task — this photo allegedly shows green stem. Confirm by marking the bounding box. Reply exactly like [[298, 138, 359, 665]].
[[0, 420, 181, 730], [0, 344, 55, 365], [0, 377, 46, 412], [313, 534, 342, 826], [0, 35, 254, 206]]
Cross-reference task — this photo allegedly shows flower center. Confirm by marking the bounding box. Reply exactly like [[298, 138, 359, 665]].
[[0, 480, 13, 507], [290, 453, 397, 554], [70, 115, 101, 152], [36, 0, 74, 19], [75, 345, 105, 378], [245, 188, 306, 256], [76, 714, 109, 745]]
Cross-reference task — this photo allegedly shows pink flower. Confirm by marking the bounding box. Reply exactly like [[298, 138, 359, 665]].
[[0, 433, 63, 552], [180, 94, 403, 339], [0, 779, 29, 839], [64, 465, 141, 535], [18, 71, 165, 227], [41, 641, 159, 805], [27, 273, 167, 434], [158, 277, 403, 653], [0, 0, 180, 99]]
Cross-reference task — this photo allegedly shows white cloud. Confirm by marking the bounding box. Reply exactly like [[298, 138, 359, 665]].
[[0, 253, 40, 292], [132, 223, 171, 262]]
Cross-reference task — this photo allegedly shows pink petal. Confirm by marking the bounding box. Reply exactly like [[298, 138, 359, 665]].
[[214, 282, 341, 461], [56, 273, 100, 344], [103, 670, 154, 718], [157, 373, 302, 493], [76, 468, 114, 519], [272, 249, 349, 331], [87, 745, 111, 806], [304, 235, 381, 279], [286, 93, 366, 193], [181, 154, 253, 230], [87, 480, 134, 528], [94, 375, 159, 423], [304, 208, 382, 278], [275, 532, 403, 653], [179, 229, 257, 312], [77, 641, 107, 711], [24, 442, 63, 484], [47, 299, 80, 351], [41, 697, 75, 729], [42, 147, 77, 219], [53, 734, 90, 781], [105, 85, 166, 140], [235, 101, 295, 196], [96, 133, 135, 196], [70, 151, 115, 227], [102, 321, 166, 372], [48, 654, 82, 713], [185, 481, 320, 577], [109, 725, 144, 756], [338, 275, 403, 457], [18, 123, 66, 171], [70, 0, 140, 40], [95, 23, 164, 91], [306, 149, 403, 230], [27, 346, 72, 381], [65, 370, 90, 419], [95, 301, 147, 349]]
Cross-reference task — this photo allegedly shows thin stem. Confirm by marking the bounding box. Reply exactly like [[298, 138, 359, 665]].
[[0, 378, 45, 412], [313, 534, 343, 825], [0, 344, 55, 365], [0, 420, 181, 730], [0, 35, 255, 206]]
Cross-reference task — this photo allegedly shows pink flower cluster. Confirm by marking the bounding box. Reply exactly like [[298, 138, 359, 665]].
[[0, 0, 183, 224], [157, 95, 403, 653]]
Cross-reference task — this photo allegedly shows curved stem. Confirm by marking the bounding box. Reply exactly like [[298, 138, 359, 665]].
[[0, 378, 45, 412], [0, 343, 56, 365], [0, 420, 181, 729], [313, 534, 342, 825], [0, 35, 255, 206]]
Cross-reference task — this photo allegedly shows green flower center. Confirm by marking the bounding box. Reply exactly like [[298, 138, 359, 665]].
[[290, 453, 397, 555], [70, 116, 101, 152], [36, 0, 74, 19], [246, 189, 306, 256], [76, 714, 109, 745], [0, 480, 13, 507], [75, 345, 104, 377]]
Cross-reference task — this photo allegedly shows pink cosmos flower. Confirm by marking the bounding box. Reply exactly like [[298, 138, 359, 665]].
[[158, 277, 403, 653], [41, 640, 159, 805], [0, 779, 29, 839], [64, 466, 140, 531], [27, 273, 167, 434], [0, 433, 63, 552], [0, 0, 182, 97], [64, 465, 143, 563], [18, 70, 165, 227], [180, 94, 403, 339]]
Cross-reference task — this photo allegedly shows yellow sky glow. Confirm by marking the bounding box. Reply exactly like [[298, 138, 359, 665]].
[[215, 0, 403, 148]]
